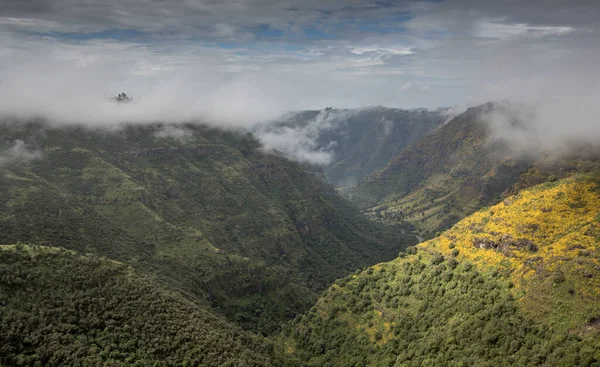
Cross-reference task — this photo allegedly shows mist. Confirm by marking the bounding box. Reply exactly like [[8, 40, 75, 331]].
[[0, 36, 289, 128], [2, 4, 600, 166], [475, 43, 600, 158], [0, 139, 42, 167], [254, 109, 355, 165]]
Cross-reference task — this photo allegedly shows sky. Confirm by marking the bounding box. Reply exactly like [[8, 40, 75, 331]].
[[0, 0, 599, 129]]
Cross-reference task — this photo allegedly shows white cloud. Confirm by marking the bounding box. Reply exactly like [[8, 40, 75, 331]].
[[439, 104, 467, 124], [349, 46, 413, 55], [154, 125, 194, 142], [0, 140, 42, 167], [475, 21, 574, 39], [254, 109, 354, 165], [0, 34, 289, 127]]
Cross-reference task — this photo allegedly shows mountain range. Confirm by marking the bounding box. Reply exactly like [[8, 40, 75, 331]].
[[0, 103, 599, 366]]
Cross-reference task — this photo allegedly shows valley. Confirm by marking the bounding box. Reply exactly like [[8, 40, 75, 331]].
[[0, 104, 599, 366], [2, 1, 599, 365]]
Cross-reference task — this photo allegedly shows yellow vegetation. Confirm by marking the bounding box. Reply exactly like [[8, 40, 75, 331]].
[[422, 176, 600, 329]]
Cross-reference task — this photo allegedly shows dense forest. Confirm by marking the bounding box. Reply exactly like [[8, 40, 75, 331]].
[[0, 245, 284, 366]]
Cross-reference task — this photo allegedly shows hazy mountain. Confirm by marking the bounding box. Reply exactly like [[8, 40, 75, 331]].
[[258, 106, 448, 187]]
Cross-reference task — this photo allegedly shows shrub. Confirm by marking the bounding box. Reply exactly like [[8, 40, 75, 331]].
[[405, 246, 418, 255]]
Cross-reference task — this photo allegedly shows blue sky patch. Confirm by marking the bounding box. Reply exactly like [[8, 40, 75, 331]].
[[33, 28, 146, 41]]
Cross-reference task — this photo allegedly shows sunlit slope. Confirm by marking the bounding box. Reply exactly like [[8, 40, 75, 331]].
[[427, 175, 600, 329], [281, 175, 600, 366]]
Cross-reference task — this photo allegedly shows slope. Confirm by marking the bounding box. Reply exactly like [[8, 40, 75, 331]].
[[0, 245, 280, 367], [280, 173, 600, 366], [261, 106, 445, 187], [0, 120, 414, 334], [349, 103, 530, 237]]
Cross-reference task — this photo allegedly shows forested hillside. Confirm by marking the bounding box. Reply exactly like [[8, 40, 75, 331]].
[[0, 245, 282, 366], [281, 174, 600, 366], [0, 121, 414, 334]]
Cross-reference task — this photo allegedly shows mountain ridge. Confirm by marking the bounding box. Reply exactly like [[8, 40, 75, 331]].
[[347, 103, 533, 237]]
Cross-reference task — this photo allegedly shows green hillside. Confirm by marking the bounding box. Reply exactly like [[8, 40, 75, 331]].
[[280, 174, 600, 366], [0, 121, 414, 335], [0, 245, 279, 367], [348, 103, 530, 238]]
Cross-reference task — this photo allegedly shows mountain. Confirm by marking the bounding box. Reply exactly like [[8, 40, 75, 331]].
[[261, 106, 446, 187], [0, 245, 281, 367], [0, 120, 414, 335], [280, 173, 600, 366], [348, 103, 532, 237]]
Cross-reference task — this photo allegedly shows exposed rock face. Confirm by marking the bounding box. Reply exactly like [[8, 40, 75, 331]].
[[472, 234, 538, 255]]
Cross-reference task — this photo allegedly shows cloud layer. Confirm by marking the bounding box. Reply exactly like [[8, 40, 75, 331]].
[[0, 0, 599, 162]]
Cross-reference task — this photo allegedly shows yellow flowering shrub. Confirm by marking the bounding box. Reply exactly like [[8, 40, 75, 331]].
[[422, 176, 600, 329]]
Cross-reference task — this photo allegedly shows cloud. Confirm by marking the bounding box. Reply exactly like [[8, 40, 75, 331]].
[[466, 22, 600, 158], [439, 104, 467, 124], [0, 1, 416, 39], [482, 92, 600, 158], [154, 125, 194, 142], [0, 33, 290, 127], [1, 0, 596, 116], [254, 109, 354, 165], [475, 21, 574, 39], [0, 0, 599, 165], [0, 139, 42, 167], [349, 46, 413, 56]]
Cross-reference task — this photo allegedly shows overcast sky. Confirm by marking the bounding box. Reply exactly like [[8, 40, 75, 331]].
[[0, 0, 599, 125]]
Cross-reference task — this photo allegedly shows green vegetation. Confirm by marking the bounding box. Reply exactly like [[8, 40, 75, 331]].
[[2, 116, 599, 366], [429, 175, 600, 329], [0, 245, 280, 366], [350, 103, 530, 237], [0, 121, 414, 335], [281, 175, 600, 366]]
